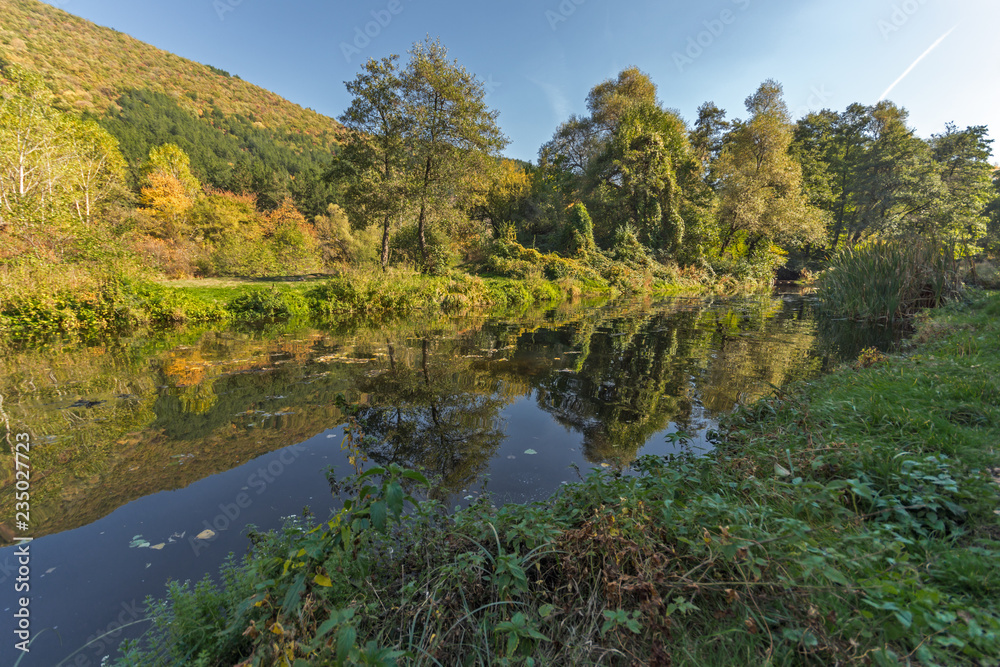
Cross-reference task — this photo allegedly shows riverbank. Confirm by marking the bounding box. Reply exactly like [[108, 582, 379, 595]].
[[112, 290, 1000, 665], [0, 262, 756, 343]]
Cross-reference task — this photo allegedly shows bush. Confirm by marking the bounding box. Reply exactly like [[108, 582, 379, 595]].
[[391, 224, 454, 275], [610, 223, 651, 267], [313, 204, 380, 269], [226, 287, 308, 321]]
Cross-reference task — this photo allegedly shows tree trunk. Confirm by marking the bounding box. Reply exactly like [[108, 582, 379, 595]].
[[380, 213, 391, 271], [421, 339, 430, 386], [417, 156, 432, 270]]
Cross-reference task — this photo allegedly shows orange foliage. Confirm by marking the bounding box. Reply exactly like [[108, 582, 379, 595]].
[[139, 171, 193, 220]]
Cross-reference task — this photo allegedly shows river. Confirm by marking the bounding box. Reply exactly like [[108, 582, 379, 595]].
[[0, 290, 897, 666]]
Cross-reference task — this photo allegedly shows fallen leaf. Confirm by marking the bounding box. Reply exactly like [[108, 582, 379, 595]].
[[150, 543, 165, 550], [196, 529, 216, 540], [524, 449, 538, 455], [313, 574, 333, 587]]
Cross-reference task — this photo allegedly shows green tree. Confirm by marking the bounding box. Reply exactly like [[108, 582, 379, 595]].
[[588, 102, 690, 253], [821, 104, 870, 248], [984, 171, 1000, 255], [927, 123, 994, 256], [228, 156, 289, 211], [713, 80, 823, 258], [467, 158, 532, 237], [188, 189, 258, 241], [336, 55, 409, 271], [0, 64, 127, 233], [585, 66, 658, 136], [689, 101, 729, 184], [846, 102, 941, 243], [402, 38, 508, 272], [791, 110, 838, 213], [64, 119, 128, 223], [0, 64, 69, 228]]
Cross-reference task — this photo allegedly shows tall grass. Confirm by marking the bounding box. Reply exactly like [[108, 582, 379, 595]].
[[817, 239, 962, 321]]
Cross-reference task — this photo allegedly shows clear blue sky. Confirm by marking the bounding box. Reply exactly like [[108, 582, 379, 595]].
[[43, 0, 999, 163]]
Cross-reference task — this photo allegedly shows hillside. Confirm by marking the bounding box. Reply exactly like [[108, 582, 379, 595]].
[[0, 0, 341, 152]]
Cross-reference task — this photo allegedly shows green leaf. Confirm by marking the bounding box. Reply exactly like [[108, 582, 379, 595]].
[[281, 572, 307, 615], [506, 632, 519, 656], [315, 618, 339, 639], [337, 625, 357, 663], [370, 501, 387, 532], [386, 481, 404, 518], [314, 574, 333, 588], [401, 469, 430, 486]]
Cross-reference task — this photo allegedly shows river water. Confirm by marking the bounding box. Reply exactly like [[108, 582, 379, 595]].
[[0, 290, 895, 666]]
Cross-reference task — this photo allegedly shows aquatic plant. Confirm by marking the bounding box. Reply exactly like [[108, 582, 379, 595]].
[[816, 239, 961, 321]]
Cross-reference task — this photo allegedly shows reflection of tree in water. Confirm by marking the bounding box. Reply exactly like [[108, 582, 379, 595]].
[[353, 339, 509, 497], [696, 297, 823, 413], [527, 309, 704, 464]]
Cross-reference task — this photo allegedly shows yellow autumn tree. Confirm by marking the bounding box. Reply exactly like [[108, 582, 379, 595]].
[[139, 171, 193, 238]]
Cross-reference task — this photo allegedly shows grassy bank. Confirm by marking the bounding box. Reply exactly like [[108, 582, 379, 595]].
[[0, 257, 755, 342], [0, 268, 617, 342], [112, 290, 1000, 666]]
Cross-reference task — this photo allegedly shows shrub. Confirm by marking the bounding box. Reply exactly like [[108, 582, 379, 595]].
[[610, 223, 651, 267], [226, 287, 308, 321], [391, 224, 454, 275], [313, 204, 380, 269]]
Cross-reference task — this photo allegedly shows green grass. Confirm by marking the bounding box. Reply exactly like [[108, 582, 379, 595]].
[[113, 290, 1000, 666], [0, 268, 613, 342]]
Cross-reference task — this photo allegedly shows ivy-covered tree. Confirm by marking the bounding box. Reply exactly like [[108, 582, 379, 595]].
[[588, 102, 689, 253]]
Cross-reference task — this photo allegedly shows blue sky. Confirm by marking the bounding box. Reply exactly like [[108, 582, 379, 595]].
[[44, 0, 1000, 163]]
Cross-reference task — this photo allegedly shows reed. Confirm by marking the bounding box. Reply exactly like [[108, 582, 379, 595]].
[[817, 239, 961, 321]]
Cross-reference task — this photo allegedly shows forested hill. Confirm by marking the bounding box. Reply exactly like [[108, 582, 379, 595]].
[[0, 0, 341, 203]]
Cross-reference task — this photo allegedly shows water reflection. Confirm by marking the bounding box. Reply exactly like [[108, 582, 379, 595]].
[[0, 292, 888, 542]]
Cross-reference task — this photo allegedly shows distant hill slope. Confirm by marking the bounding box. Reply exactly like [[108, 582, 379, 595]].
[[0, 0, 341, 152]]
